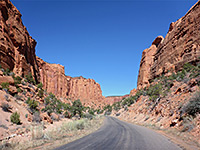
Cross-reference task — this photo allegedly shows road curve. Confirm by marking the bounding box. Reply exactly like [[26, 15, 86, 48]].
[[55, 117, 181, 150]]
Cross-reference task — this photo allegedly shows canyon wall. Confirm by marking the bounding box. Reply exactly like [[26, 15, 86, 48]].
[[0, 0, 39, 82], [137, 1, 200, 90], [37, 57, 104, 106], [105, 95, 129, 105], [0, 0, 104, 105]]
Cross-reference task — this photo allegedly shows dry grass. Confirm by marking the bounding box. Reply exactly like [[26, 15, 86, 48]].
[[1, 115, 104, 150]]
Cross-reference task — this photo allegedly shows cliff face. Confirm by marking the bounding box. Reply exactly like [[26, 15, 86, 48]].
[[137, 1, 200, 90], [0, 0, 39, 82], [0, 0, 104, 105], [37, 57, 104, 106], [105, 95, 129, 105], [137, 36, 163, 90]]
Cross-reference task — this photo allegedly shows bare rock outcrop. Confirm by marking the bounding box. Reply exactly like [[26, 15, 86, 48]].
[[130, 88, 137, 96], [0, 0, 39, 82], [37, 57, 104, 106], [137, 1, 200, 90], [105, 95, 129, 105], [0, 0, 104, 105], [137, 36, 164, 89]]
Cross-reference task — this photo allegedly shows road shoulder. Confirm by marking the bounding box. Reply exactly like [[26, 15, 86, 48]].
[[117, 117, 200, 150]]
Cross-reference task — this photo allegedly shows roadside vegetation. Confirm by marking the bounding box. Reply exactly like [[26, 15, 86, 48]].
[[0, 67, 106, 150], [101, 62, 200, 118], [0, 61, 199, 149]]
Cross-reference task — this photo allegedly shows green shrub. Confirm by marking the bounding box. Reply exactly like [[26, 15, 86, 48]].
[[64, 110, 72, 118], [168, 72, 177, 80], [26, 97, 38, 112], [176, 70, 186, 81], [10, 112, 21, 125], [3, 68, 10, 76], [13, 76, 22, 86], [1, 82, 9, 90], [71, 99, 84, 118], [183, 63, 194, 72], [147, 83, 162, 101], [37, 89, 44, 98], [122, 96, 136, 107], [42, 93, 64, 115], [113, 102, 121, 111], [103, 104, 112, 113], [88, 108, 95, 115], [96, 109, 103, 114], [25, 73, 36, 85], [183, 91, 200, 117], [25, 114, 28, 118], [17, 87, 22, 93], [37, 82, 43, 89]]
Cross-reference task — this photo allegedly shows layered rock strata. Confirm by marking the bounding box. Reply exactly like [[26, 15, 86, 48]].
[[0, 0, 104, 105], [0, 0, 39, 82], [137, 1, 200, 90], [37, 57, 104, 106]]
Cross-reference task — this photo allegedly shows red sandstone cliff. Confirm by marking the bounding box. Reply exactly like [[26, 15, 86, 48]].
[[0, 0, 104, 105], [137, 1, 200, 90], [105, 95, 129, 105], [0, 0, 39, 82], [37, 57, 104, 106]]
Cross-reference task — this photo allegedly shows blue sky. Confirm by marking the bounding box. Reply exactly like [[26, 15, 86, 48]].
[[12, 0, 198, 96]]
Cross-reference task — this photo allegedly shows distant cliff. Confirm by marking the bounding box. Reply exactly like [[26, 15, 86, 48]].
[[0, 0, 104, 105], [137, 1, 200, 90], [37, 57, 104, 106]]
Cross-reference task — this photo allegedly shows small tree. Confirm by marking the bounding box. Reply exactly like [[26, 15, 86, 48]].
[[13, 76, 22, 86], [37, 89, 44, 98], [183, 91, 200, 117], [10, 112, 21, 125], [3, 68, 11, 76], [147, 83, 162, 101], [37, 82, 43, 89], [26, 97, 38, 113], [1, 82, 9, 90], [71, 99, 84, 118], [25, 73, 36, 85]]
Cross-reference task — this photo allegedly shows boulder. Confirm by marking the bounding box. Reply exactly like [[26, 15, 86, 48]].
[[0, 76, 14, 85]]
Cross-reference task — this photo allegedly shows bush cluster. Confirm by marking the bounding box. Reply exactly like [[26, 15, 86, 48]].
[[106, 62, 200, 116], [1, 82, 9, 90], [25, 73, 36, 85], [42, 93, 64, 115], [42, 93, 99, 119], [26, 97, 38, 113], [10, 112, 21, 125], [146, 83, 163, 102], [3, 68, 11, 76], [182, 91, 200, 117]]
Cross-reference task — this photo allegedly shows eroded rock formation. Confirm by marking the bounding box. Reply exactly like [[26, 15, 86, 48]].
[[105, 95, 129, 104], [137, 1, 200, 90], [0, 0, 104, 105], [0, 0, 39, 82], [137, 36, 164, 89], [37, 57, 104, 106]]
